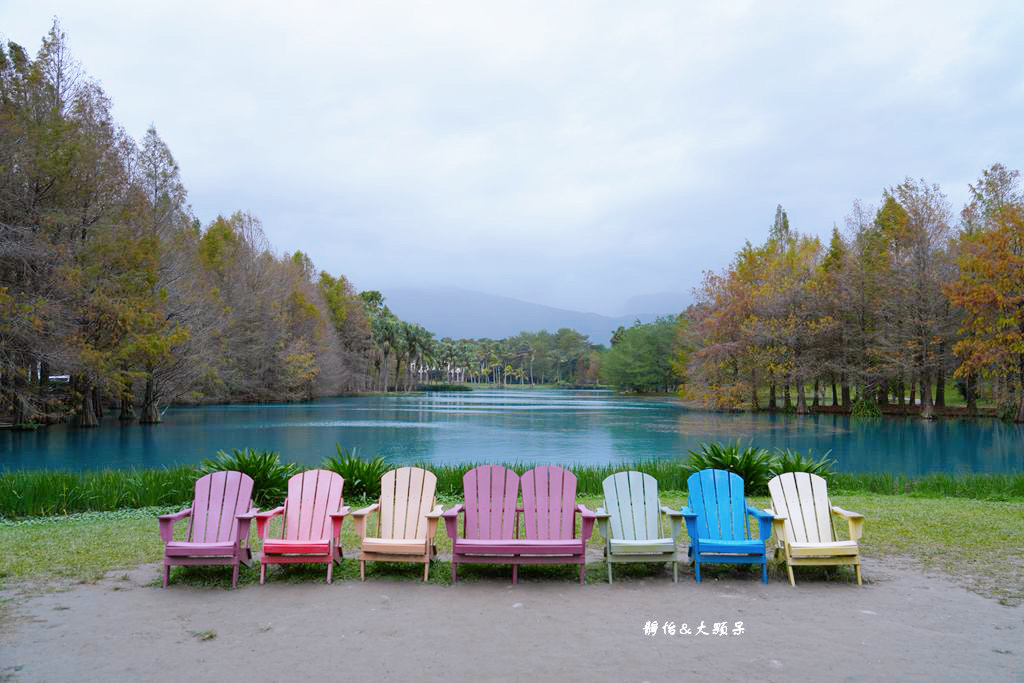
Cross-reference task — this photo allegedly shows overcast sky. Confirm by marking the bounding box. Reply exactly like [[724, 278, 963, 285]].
[[3, 2, 1022, 315]]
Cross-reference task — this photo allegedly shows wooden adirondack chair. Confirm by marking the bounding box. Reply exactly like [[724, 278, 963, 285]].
[[255, 469, 350, 584], [767, 471, 864, 586], [158, 471, 258, 589], [443, 465, 597, 584], [681, 469, 774, 583], [595, 471, 684, 583], [351, 467, 444, 581]]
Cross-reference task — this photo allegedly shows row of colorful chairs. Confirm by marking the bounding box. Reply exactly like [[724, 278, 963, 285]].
[[159, 465, 864, 589]]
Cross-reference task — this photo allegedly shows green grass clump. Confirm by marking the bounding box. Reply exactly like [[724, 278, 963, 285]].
[[197, 448, 299, 508], [322, 445, 390, 499], [0, 466, 197, 518]]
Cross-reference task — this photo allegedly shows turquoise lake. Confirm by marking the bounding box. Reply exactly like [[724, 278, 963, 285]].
[[1, 389, 1021, 473]]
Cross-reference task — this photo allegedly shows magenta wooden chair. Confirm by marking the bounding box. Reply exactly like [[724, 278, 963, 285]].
[[256, 469, 350, 584], [443, 465, 597, 584], [158, 471, 258, 589]]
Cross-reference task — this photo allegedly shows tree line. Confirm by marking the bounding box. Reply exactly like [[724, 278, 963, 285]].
[[686, 167, 1024, 422], [0, 23, 381, 427]]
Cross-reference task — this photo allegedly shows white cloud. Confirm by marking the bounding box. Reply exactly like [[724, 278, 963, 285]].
[[2, 0, 1022, 314]]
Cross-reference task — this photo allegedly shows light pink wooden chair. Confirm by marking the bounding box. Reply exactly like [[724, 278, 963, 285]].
[[158, 471, 258, 589], [256, 469, 350, 584], [443, 465, 597, 584], [352, 467, 444, 581]]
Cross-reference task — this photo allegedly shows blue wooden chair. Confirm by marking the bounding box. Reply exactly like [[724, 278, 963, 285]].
[[682, 469, 774, 583]]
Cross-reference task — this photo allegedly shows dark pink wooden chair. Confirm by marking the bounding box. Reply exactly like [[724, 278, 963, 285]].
[[158, 471, 258, 588], [256, 469, 350, 584], [443, 465, 597, 584]]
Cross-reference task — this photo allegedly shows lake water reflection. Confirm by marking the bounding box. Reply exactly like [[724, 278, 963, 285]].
[[1, 389, 1021, 474]]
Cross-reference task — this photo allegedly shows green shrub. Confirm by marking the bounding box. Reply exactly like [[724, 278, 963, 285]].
[[685, 441, 775, 494], [416, 383, 472, 392], [773, 448, 835, 479], [850, 398, 882, 418], [322, 444, 390, 499], [197, 448, 299, 508]]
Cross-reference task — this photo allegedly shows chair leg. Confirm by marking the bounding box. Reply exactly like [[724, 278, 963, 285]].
[[786, 563, 796, 587], [260, 562, 267, 585], [673, 561, 678, 583], [512, 565, 518, 584], [232, 562, 240, 589], [163, 563, 170, 588], [360, 560, 366, 581], [327, 558, 334, 584], [451, 561, 458, 584], [855, 563, 863, 586], [695, 559, 701, 583], [579, 560, 585, 585], [607, 561, 613, 584], [761, 560, 768, 584], [423, 561, 430, 582]]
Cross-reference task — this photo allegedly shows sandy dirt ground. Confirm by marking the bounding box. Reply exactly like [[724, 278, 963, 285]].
[[1, 555, 1021, 682]]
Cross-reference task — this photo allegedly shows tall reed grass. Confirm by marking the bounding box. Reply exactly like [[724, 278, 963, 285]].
[[3, 462, 1021, 519]]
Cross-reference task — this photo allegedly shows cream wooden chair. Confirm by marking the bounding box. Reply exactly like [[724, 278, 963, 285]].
[[767, 472, 864, 586], [352, 467, 443, 581]]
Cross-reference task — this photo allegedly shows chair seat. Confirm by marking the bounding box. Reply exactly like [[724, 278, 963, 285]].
[[456, 538, 583, 555], [263, 539, 330, 555], [165, 541, 238, 557], [610, 538, 675, 555], [695, 538, 767, 556], [790, 540, 860, 557], [362, 538, 428, 555]]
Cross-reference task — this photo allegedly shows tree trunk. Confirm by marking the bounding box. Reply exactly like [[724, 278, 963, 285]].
[[768, 383, 777, 410], [966, 373, 978, 416], [934, 363, 946, 408], [877, 386, 888, 407], [75, 380, 99, 428], [841, 376, 851, 409], [920, 372, 935, 420], [119, 391, 136, 421], [831, 375, 838, 407], [909, 381, 917, 407], [92, 386, 104, 420], [750, 370, 759, 410], [783, 384, 792, 410], [38, 360, 49, 392], [812, 380, 820, 409], [140, 376, 161, 424], [796, 380, 808, 415], [1017, 354, 1024, 423]]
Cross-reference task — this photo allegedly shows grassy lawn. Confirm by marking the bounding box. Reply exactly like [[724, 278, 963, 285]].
[[1, 494, 1021, 605]]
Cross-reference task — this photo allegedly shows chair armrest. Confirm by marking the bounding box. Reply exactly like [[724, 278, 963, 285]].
[[746, 505, 774, 542], [352, 503, 380, 540], [255, 506, 285, 539], [425, 505, 444, 519], [831, 505, 864, 541], [661, 504, 684, 542], [594, 507, 610, 520], [329, 506, 351, 540], [236, 508, 260, 521], [577, 504, 597, 542], [352, 503, 380, 517], [158, 507, 192, 542], [594, 509, 611, 542], [425, 505, 444, 542], [443, 504, 464, 542], [768, 510, 787, 548], [680, 506, 699, 542]]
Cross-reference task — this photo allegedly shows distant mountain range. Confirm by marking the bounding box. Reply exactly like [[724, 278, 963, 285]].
[[380, 287, 688, 346]]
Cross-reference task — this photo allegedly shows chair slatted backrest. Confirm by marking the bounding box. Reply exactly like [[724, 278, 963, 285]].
[[282, 469, 345, 541], [768, 472, 834, 545], [686, 469, 749, 541], [463, 465, 519, 540], [188, 471, 254, 544], [521, 466, 577, 541], [379, 467, 437, 540], [602, 471, 661, 541]]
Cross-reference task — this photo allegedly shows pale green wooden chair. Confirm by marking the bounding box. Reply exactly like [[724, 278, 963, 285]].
[[595, 471, 684, 583]]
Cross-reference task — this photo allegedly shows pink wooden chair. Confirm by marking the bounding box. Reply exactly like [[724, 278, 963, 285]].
[[158, 471, 258, 589], [443, 465, 597, 584], [255, 469, 350, 584]]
